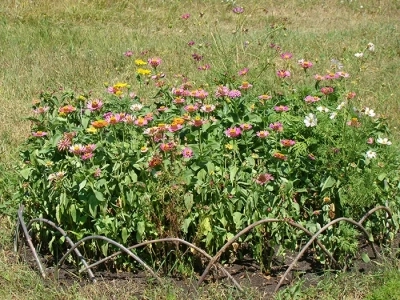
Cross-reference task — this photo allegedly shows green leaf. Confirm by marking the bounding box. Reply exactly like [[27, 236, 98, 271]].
[[229, 165, 238, 184], [182, 218, 191, 234], [93, 189, 105, 202], [79, 179, 87, 192], [233, 212, 242, 229], [88, 196, 98, 218], [70, 204, 76, 222], [101, 243, 108, 257], [206, 161, 215, 174], [378, 173, 387, 181], [19, 168, 33, 180], [137, 221, 145, 241], [321, 176, 336, 191], [361, 252, 370, 263], [200, 217, 211, 235], [121, 227, 128, 243], [129, 170, 138, 183], [197, 169, 207, 181], [184, 193, 194, 212]]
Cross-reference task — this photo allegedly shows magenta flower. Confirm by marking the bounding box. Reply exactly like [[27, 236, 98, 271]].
[[320, 86, 334, 95], [238, 67, 249, 76], [255, 173, 274, 185], [106, 113, 123, 124], [193, 89, 209, 99], [256, 131, 270, 138], [124, 50, 133, 57], [157, 106, 168, 112], [347, 92, 357, 99], [184, 104, 199, 113], [215, 85, 230, 98], [81, 152, 94, 160], [87, 99, 103, 111], [240, 123, 252, 131], [274, 105, 289, 112], [84, 144, 96, 153], [228, 89, 241, 99], [168, 123, 183, 132], [324, 72, 340, 80], [232, 6, 244, 14], [304, 95, 320, 104], [57, 138, 72, 151], [148, 57, 162, 68], [32, 131, 48, 137], [173, 97, 185, 105], [188, 41, 195, 46], [276, 70, 291, 78], [280, 139, 296, 147], [225, 127, 242, 138], [181, 147, 193, 158], [280, 52, 293, 60], [134, 117, 148, 127], [181, 13, 190, 20], [269, 122, 283, 132]]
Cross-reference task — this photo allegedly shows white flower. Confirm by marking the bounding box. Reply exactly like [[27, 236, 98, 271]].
[[330, 112, 337, 119], [354, 52, 364, 58], [364, 107, 376, 117], [367, 42, 375, 52], [366, 150, 377, 159], [330, 58, 343, 70], [336, 102, 346, 110], [377, 137, 392, 145], [130, 103, 143, 111], [304, 113, 318, 127], [317, 106, 330, 113]]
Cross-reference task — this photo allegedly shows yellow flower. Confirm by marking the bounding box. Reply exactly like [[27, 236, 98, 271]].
[[137, 68, 151, 76], [86, 126, 98, 134], [114, 82, 128, 89], [225, 143, 233, 150], [135, 59, 147, 66], [77, 95, 86, 101]]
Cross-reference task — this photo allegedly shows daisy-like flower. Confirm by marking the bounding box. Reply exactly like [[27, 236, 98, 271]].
[[364, 107, 376, 117], [347, 118, 361, 127], [93, 168, 101, 178], [84, 144, 96, 153], [106, 114, 122, 125], [314, 74, 325, 81], [232, 6, 244, 14], [168, 123, 183, 132], [346, 92, 356, 99], [354, 52, 364, 58], [367, 42, 375, 52], [336, 71, 350, 78], [238, 81, 253, 90], [123, 114, 135, 124], [130, 103, 143, 111], [144, 113, 154, 121], [193, 89, 209, 100], [215, 85, 230, 98], [280, 52, 293, 60], [157, 106, 168, 112], [276, 70, 291, 78], [81, 152, 94, 160], [134, 117, 148, 127], [258, 94, 272, 101], [160, 142, 176, 152], [184, 104, 199, 113], [87, 99, 103, 111], [304, 113, 317, 127], [366, 150, 377, 159], [91, 120, 108, 128], [48, 171, 66, 182], [192, 116, 205, 127], [225, 127, 242, 138], [336, 102, 346, 110], [173, 97, 186, 105], [137, 68, 151, 76], [173, 117, 185, 125], [324, 72, 340, 80], [181, 147, 194, 158], [86, 126, 98, 134], [140, 146, 149, 153], [269, 122, 283, 132], [135, 59, 147, 66], [238, 67, 249, 76], [69, 144, 85, 155], [256, 131, 270, 138], [304, 95, 320, 104], [33, 106, 50, 114], [274, 105, 289, 112], [329, 112, 338, 119], [59, 105, 76, 114], [181, 13, 190, 20], [320, 86, 334, 95], [57, 138, 72, 151], [317, 106, 330, 113], [240, 123, 252, 131], [157, 123, 168, 132], [228, 89, 241, 99], [377, 137, 392, 145], [273, 152, 287, 160], [280, 139, 296, 147], [200, 104, 216, 113], [124, 50, 133, 57], [32, 131, 48, 137], [367, 137, 374, 144], [191, 53, 203, 61], [255, 173, 274, 185], [298, 59, 313, 69]]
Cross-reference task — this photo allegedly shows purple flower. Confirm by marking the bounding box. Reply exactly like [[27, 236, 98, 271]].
[[181, 147, 193, 158], [232, 6, 244, 14], [228, 89, 241, 99]]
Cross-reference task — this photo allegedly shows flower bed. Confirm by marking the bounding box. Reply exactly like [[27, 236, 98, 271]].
[[16, 51, 400, 272]]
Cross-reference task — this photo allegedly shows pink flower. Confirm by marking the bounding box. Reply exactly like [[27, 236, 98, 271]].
[[173, 97, 186, 105], [188, 41, 195, 46], [367, 137, 374, 144], [160, 142, 176, 152], [69, 144, 85, 155], [192, 53, 203, 61], [215, 86, 230, 98], [81, 152, 94, 160], [32, 131, 48, 137], [232, 6, 244, 14], [184, 104, 199, 113], [314, 74, 325, 81], [280, 52, 293, 60], [269, 122, 283, 132], [106, 113, 122, 124], [225, 127, 242, 138], [84, 144, 96, 153], [198, 64, 211, 71], [181, 13, 190, 20], [168, 123, 183, 132], [124, 50, 133, 57], [273, 152, 287, 160], [274, 105, 289, 112], [280, 139, 296, 147], [59, 105, 76, 114], [157, 106, 168, 112], [57, 138, 72, 151], [240, 123, 252, 131], [255, 173, 274, 185], [144, 113, 154, 121], [336, 71, 350, 78], [181, 147, 193, 158], [148, 57, 162, 68], [347, 92, 357, 99], [93, 168, 102, 178], [308, 154, 316, 160], [256, 131, 270, 138], [33, 106, 50, 114], [87, 99, 103, 111], [238, 67, 249, 76], [304, 95, 320, 104], [134, 117, 148, 127], [320, 86, 334, 95], [191, 116, 205, 127], [238, 81, 253, 90], [298, 59, 313, 69], [228, 89, 241, 99], [193, 89, 209, 99], [325, 72, 340, 80], [200, 104, 216, 113], [276, 70, 291, 78], [123, 114, 136, 124]]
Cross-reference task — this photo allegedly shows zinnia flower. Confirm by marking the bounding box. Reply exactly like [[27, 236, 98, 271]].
[[274, 105, 289, 112], [304, 113, 317, 127], [137, 68, 151, 76], [377, 137, 392, 145], [298, 59, 313, 69], [366, 150, 377, 159], [91, 120, 108, 128], [87, 99, 103, 111], [200, 104, 215, 113], [238, 81, 253, 90], [181, 147, 193, 158], [280, 52, 293, 60], [148, 57, 162, 68], [240, 123, 252, 131], [256, 131, 270, 138], [59, 105, 76, 114], [225, 127, 242, 138], [32, 131, 48, 137], [228, 89, 241, 99], [273, 152, 287, 160], [276, 70, 291, 78], [131, 103, 143, 111], [33, 106, 50, 114], [255, 173, 274, 185], [238, 68, 249, 76], [280, 139, 296, 147], [269, 122, 283, 132]]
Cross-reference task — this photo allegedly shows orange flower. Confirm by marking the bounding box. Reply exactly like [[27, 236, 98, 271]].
[[91, 120, 108, 128]]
